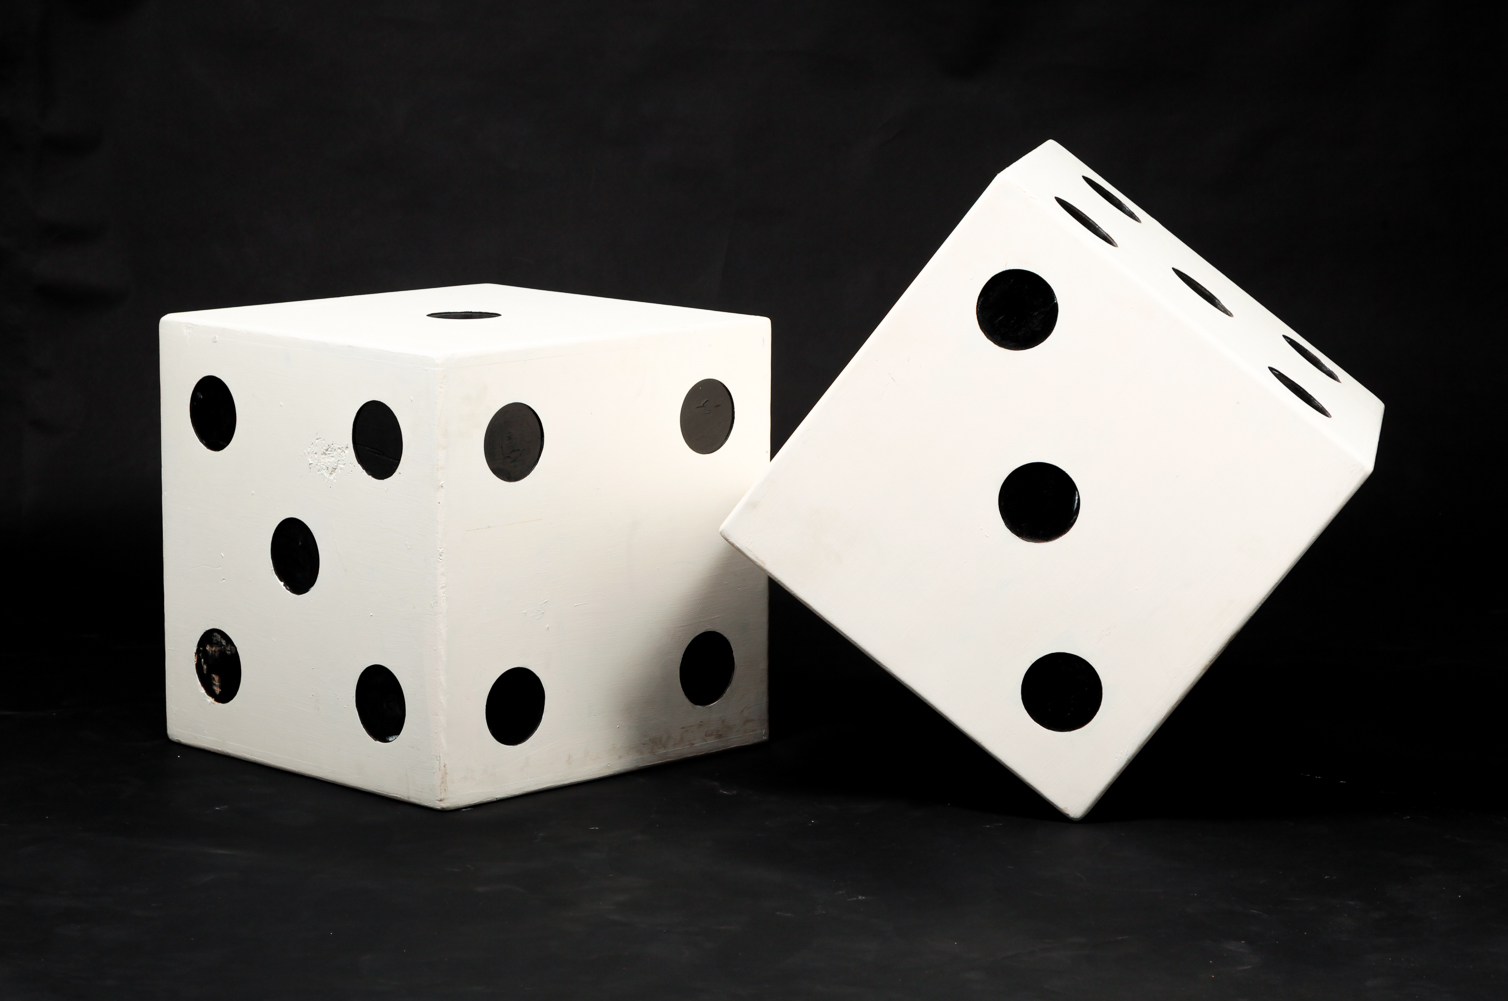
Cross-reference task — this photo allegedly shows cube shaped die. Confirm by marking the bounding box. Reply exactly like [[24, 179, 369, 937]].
[[162, 284, 769, 808], [720, 141, 1382, 819]]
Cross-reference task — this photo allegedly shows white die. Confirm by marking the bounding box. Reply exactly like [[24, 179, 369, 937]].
[[161, 284, 769, 808], [721, 141, 1382, 818]]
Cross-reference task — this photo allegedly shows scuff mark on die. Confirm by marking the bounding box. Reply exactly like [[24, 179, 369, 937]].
[[304, 435, 353, 481]]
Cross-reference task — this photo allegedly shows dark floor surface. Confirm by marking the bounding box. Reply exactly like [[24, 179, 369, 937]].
[[2, 687, 1505, 1001], [4, 584, 1506, 1001]]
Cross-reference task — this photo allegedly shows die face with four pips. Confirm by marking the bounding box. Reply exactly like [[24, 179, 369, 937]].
[[720, 140, 1382, 819], [161, 284, 769, 808]]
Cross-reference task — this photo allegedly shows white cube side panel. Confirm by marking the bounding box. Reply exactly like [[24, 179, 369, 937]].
[[438, 323, 771, 806], [162, 322, 445, 803]]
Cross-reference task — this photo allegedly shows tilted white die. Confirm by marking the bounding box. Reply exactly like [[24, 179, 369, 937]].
[[161, 284, 769, 808], [721, 141, 1382, 819]]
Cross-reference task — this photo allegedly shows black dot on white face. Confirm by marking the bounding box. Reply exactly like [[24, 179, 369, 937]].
[[487, 667, 545, 745], [1083, 176, 1140, 222], [1056, 197, 1117, 246], [680, 379, 735, 454], [680, 631, 735, 706], [355, 664, 405, 742], [190, 375, 236, 451], [352, 400, 403, 479], [1269, 367, 1331, 417], [427, 311, 501, 319], [1021, 652, 1102, 731], [195, 628, 241, 703], [484, 403, 544, 481], [999, 462, 1080, 542], [977, 270, 1058, 350], [1173, 268, 1233, 317], [1283, 335, 1340, 382], [270, 517, 320, 594]]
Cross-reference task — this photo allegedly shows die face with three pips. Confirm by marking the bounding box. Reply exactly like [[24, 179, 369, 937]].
[[720, 140, 1382, 818], [161, 284, 769, 808]]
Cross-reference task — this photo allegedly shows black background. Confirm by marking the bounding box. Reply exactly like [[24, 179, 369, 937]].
[[2, 2, 1505, 997]]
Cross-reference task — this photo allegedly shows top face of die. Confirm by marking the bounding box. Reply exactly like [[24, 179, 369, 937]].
[[162, 283, 764, 361], [989, 141, 1381, 465]]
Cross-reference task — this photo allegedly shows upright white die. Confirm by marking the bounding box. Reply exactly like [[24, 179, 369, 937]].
[[161, 284, 769, 808], [721, 141, 1382, 819]]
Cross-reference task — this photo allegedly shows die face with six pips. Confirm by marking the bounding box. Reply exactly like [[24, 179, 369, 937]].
[[721, 140, 1382, 819], [161, 284, 769, 808]]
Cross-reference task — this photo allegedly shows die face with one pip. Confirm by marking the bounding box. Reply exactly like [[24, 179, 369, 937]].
[[161, 284, 769, 809], [721, 141, 1382, 819]]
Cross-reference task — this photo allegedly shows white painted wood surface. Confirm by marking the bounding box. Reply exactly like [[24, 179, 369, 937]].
[[721, 140, 1382, 819], [162, 284, 769, 808]]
